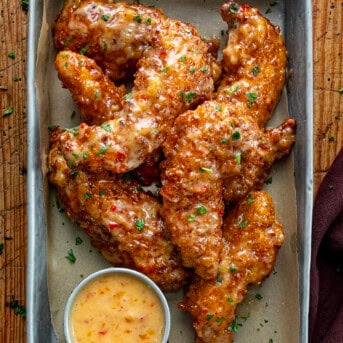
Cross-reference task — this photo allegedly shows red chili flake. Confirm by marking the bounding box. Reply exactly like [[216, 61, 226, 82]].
[[109, 204, 116, 212], [80, 122, 86, 129], [159, 51, 167, 58], [218, 209, 225, 216], [116, 152, 126, 161], [241, 4, 250, 10], [98, 330, 108, 336], [108, 222, 119, 230], [140, 94, 148, 101]]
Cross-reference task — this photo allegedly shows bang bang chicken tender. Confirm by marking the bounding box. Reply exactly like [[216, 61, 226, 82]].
[[160, 1, 295, 280], [51, 0, 220, 174], [179, 191, 284, 343], [49, 138, 188, 292]]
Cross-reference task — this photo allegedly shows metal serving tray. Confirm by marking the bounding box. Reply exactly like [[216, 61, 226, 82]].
[[26, 0, 313, 342]]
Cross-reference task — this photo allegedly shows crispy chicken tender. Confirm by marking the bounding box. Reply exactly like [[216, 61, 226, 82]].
[[55, 51, 126, 125], [160, 102, 294, 279], [48, 136, 188, 292], [51, 0, 220, 174], [179, 191, 284, 343], [216, 1, 287, 127]]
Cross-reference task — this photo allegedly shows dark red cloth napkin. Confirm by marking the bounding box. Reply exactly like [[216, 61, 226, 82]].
[[310, 148, 343, 343]]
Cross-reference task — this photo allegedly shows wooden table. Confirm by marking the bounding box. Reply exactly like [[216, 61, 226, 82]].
[[0, 0, 342, 341]]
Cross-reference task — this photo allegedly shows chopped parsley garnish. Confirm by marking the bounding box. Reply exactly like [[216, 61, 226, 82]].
[[136, 218, 145, 231], [2, 106, 13, 117], [216, 317, 225, 323], [230, 265, 237, 273], [200, 66, 208, 72], [71, 170, 78, 179], [227, 297, 234, 302], [79, 45, 89, 55], [255, 293, 263, 300], [269, 339, 274, 343], [265, 8, 272, 14], [98, 189, 106, 196], [216, 105, 223, 111], [227, 314, 250, 333], [9, 299, 26, 318], [199, 166, 212, 173], [134, 15, 142, 23], [265, 177, 273, 185], [21, 0, 29, 11], [0, 243, 4, 255], [8, 52, 15, 59], [329, 136, 335, 142], [72, 153, 79, 159], [97, 145, 110, 156], [247, 196, 254, 205], [216, 276, 223, 283], [188, 214, 196, 222], [94, 91, 99, 99], [160, 67, 169, 73], [84, 193, 93, 199], [75, 237, 83, 245], [252, 66, 259, 75], [179, 55, 187, 62], [189, 66, 196, 73], [197, 206, 207, 215], [103, 42, 108, 52], [64, 36, 73, 46], [229, 3, 239, 12], [101, 14, 110, 21], [232, 131, 241, 140], [145, 17, 152, 24], [82, 151, 89, 159], [100, 123, 111, 131], [206, 314, 214, 321], [226, 84, 240, 95], [235, 152, 242, 164], [65, 249, 76, 263], [221, 137, 228, 144], [123, 92, 132, 101], [13, 77, 21, 82], [239, 220, 248, 228], [247, 92, 258, 107], [180, 91, 196, 103], [338, 88, 343, 93], [56, 197, 64, 213], [70, 110, 76, 119]]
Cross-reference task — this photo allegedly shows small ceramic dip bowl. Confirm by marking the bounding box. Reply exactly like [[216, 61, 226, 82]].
[[64, 267, 171, 343]]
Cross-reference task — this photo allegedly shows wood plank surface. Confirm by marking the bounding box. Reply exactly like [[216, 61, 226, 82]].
[[0, 0, 342, 341]]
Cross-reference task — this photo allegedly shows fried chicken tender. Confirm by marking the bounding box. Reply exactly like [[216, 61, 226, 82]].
[[159, 0, 293, 280], [55, 52, 126, 125], [48, 135, 188, 292], [179, 191, 284, 343], [160, 102, 294, 279], [216, 1, 287, 127], [51, 0, 220, 174]]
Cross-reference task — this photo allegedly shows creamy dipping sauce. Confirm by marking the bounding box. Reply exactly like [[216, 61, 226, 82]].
[[69, 273, 165, 343]]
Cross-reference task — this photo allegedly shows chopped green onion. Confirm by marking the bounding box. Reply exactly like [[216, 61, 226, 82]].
[[136, 218, 145, 231], [65, 249, 76, 263]]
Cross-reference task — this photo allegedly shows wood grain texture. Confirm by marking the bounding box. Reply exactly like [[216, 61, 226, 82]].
[[313, 0, 343, 195], [0, 0, 341, 341], [0, 0, 28, 342]]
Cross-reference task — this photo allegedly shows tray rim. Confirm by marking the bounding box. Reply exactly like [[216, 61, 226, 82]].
[[26, 1, 313, 342]]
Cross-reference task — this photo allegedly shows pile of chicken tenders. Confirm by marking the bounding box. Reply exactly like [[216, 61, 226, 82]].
[[48, 1, 296, 341]]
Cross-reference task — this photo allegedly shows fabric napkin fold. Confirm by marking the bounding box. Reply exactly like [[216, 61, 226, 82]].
[[310, 148, 343, 343]]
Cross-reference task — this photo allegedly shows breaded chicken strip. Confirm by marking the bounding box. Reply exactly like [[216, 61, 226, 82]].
[[217, 1, 287, 127], [51, 0, 220, 173], [160, 1, 293, 280], [160, 103, 294, 279], [55, 52, 126, 125], [179, 191, 284, 343], [48, 135, 188, 292]]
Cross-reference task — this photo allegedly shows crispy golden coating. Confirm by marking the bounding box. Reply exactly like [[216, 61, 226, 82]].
[[216, 1, 287, 127], [160, 101, 294, 279], [179, 191, 284, 343], [48, 135, 187, 292], [51, 0, 220, 174], [160, 0, 292, 280], [55, 51, 126, 125]]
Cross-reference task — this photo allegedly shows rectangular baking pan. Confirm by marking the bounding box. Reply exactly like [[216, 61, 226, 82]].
[[26, 0, 313, 342]]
